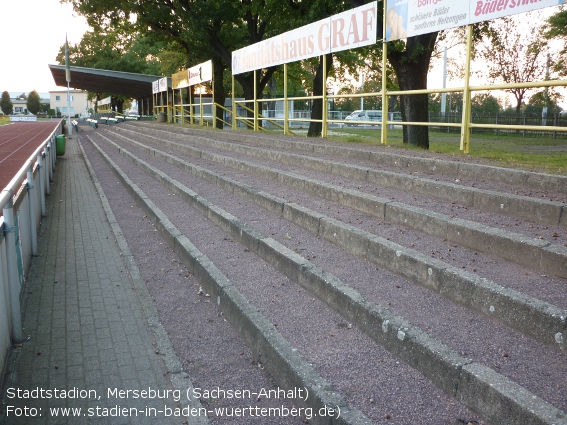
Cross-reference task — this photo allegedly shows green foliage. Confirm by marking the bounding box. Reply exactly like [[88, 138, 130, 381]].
[[429, 92, 463, 115], [525, 90, 564, 115], [544, 9, 567, 77], [56, 29, 169, 76], [471, 93, 501, 116], [1, 91, 13, 115], [27, 90, 41, 115]]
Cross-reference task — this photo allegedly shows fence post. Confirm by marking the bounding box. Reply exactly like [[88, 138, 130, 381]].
[[37, 154, 46, 217], [460, 25, 473, 153], [284, 64, 290, 135], [495, 113, 499, 136], [3, 197, 23, 342], [253, 70, 259, 132], [231, 75, 234, 130], [43, 151, 50, 197], [26, 168, 38, 256], [322, 54, 328, 138], [381, 30, 389, 145], [51, 135, 56, 176]]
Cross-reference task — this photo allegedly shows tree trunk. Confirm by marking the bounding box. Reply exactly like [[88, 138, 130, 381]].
[[212, 57, 226, 129], [388, 32, 438, 149], [308, 54, 333, 137]]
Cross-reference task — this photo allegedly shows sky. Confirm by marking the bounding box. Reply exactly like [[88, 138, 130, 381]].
[[2, 0, 91, 95]]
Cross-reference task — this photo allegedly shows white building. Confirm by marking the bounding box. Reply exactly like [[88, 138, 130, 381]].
[[49, 90, 92, 118]]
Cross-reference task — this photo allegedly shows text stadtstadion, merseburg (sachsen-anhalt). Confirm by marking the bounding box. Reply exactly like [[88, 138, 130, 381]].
[[5, 386, 341, 420]]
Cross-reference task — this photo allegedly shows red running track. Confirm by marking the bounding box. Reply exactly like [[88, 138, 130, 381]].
[[0, 121, 60, 193]]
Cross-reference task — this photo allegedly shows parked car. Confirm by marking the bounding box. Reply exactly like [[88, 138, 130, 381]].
[[345, 110, 382, 126]]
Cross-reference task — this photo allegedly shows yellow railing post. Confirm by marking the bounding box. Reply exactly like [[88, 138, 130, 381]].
[[168, 88, 172, 123], [232, 74, 236, 129], [460, 25, 473, 153], [191, 91, 194, 124], [284, 63, 290, 135], [199, 90, 203, 126], [254, 69, 259, 132], [381, 5, 389, 146], [322, 54, 328, 138]]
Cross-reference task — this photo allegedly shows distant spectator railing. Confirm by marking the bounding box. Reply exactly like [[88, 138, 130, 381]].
[[429, 112, 567, 138]]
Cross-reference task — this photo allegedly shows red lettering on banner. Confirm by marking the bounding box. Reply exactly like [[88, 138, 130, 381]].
[[360, 7, 376, 42], [347, 15, 361, 44], [318, 22, 330, 51], [332, 18, 346, 48], [307, 35, 315, 55], [475, 0, 512, 15]]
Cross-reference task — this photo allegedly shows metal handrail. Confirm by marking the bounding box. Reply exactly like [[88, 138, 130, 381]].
[[0, 123, 60, 211]]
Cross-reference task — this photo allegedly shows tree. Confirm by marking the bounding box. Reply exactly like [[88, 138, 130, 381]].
[[525, 90, 564, 116], [476, 12, 549, 114], [67, 0, 436, 147], [307, 53, 333, 137], [65, 0, 318, 129], [57, 27, 180, 113], [471, 93, 501, 116], [429, 92, 463, 116], [350, 0, 437, 149], [1, 91, 13, 115], [27, 90, 41, 115], [544, 9, 567, 78]]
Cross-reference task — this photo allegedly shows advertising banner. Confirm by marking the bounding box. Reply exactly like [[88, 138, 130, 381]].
[[386, 0, 564, 41], [232, 2, 378, 75], [10, 116, 37, 122], [188, 60, 213, 86], [153, 77, 168, 94], [172, 69, 189, 90]]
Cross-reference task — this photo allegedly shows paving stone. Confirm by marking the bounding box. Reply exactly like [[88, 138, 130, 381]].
[[0, 139, 184, 425]]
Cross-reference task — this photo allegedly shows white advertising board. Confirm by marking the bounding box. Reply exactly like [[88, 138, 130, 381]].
[[232, 2, 378, 75], [189, 60, 213, 86], [153, 77, 168, 94], [10, 116, 37, 122], [386, 0, 565, 41]]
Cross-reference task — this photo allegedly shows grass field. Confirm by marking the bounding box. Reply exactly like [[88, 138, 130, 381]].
[[327, 128, 567, 176]]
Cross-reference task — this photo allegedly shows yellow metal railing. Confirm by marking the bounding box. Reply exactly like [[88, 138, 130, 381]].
[[155, 10, 567, 154], [233, 100, 292, 133], [171, 101, 239, 129], [225, 19, 567, 153]]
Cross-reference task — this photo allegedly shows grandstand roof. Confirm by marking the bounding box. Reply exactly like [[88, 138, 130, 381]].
[[49, 65, 169, 98]]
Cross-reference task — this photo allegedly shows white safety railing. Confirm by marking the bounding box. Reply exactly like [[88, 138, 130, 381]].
[[1, 121, 62, 372]]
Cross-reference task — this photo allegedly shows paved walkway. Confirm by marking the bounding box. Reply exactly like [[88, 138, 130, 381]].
[[1, 135, 194, 424]]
